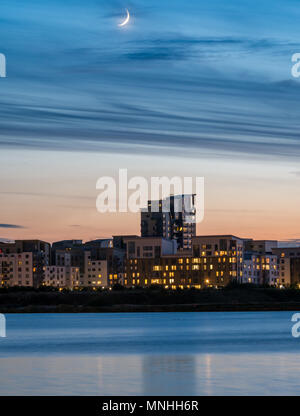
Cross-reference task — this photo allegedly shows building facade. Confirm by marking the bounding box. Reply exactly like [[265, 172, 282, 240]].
[[82, 251, 108, 288], [124, 235, 246, 288], [272, 247, 300, 287], [242, 253, 279, 285], [141, 194, 196, 250], [44, 265, 80, 289], [0, 252, 33, 287]]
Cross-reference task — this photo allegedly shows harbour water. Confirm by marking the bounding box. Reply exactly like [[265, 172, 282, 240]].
[[0, 312, 299, 395]]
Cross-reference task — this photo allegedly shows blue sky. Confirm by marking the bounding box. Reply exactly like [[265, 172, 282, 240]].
[[0, 0, 300, 241]]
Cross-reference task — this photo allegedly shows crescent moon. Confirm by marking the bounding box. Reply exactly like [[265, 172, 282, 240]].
[[118, 8, 130, 27]]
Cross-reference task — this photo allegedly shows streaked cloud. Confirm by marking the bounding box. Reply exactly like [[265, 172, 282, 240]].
[[0, 0, 300, 241], [0, 224, 24, 229], [0, 1, 299, 160]]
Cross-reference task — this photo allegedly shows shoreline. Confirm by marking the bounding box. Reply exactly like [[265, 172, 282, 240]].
[[1, 302, 300, 313], [2, 286, 300, 313]]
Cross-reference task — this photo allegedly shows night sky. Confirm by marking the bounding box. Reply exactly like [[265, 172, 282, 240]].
[[0, 0, 300, 243]]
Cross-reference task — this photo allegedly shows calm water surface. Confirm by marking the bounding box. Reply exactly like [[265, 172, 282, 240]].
[[0, 312, 300, 395]]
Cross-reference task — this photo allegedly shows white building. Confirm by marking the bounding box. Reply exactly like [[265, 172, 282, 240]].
[[242, 254, 279, 285], [0, 252, 33, 287], [83, 251, 108, 288], [44, 265, 80, 289]]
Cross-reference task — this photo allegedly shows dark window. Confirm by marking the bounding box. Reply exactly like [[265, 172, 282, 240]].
[[220, 239, 227, 251], [155, 246, 161, 258], [128, 242, 135, 255]]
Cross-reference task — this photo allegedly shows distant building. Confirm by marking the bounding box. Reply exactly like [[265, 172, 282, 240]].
[[44, 265, 80, 289], [124, 235, 246, 288], [0, 240, 51, 287], [123, 236, 177, 287], [1, 233, 298, 289], [52, 240, 85, 277], [242, 240, 279, 286], [291, 258, 300, 287], [82, 251, 108, 288], [244, 240, 278, 255], [124, 236, 177, 259], [242, 253, 278, 285], [84, 239, 113, 248], [0, 252, 33, 287], [84, 239, 125, 287], [192, 235, 245, 285], [141, 194, 196, 250], [272, 247, 300, 287]]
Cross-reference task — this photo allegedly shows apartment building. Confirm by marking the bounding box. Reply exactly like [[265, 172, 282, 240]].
[[124, 236, 177, 287], [141, 194, 196, 250], [272, 247, 300, 286], [85, 239, 126, 287], [191, 235, 245, 286], [291, 258, 300, 286], [244, 240, 278, 255], [82, 251, 108, 288], [0, 240, 50, 287], [124, 236, 177, 259], [0, 252, 33, 287], [52, 240, 85, 273], [44, 265, 80, 289], [124, 235, 245, 288], [242, 253, 278, 285]]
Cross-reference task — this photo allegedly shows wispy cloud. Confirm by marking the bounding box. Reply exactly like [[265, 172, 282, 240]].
[[0, 1, 300, 161], [0, 224, 24, 229]]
